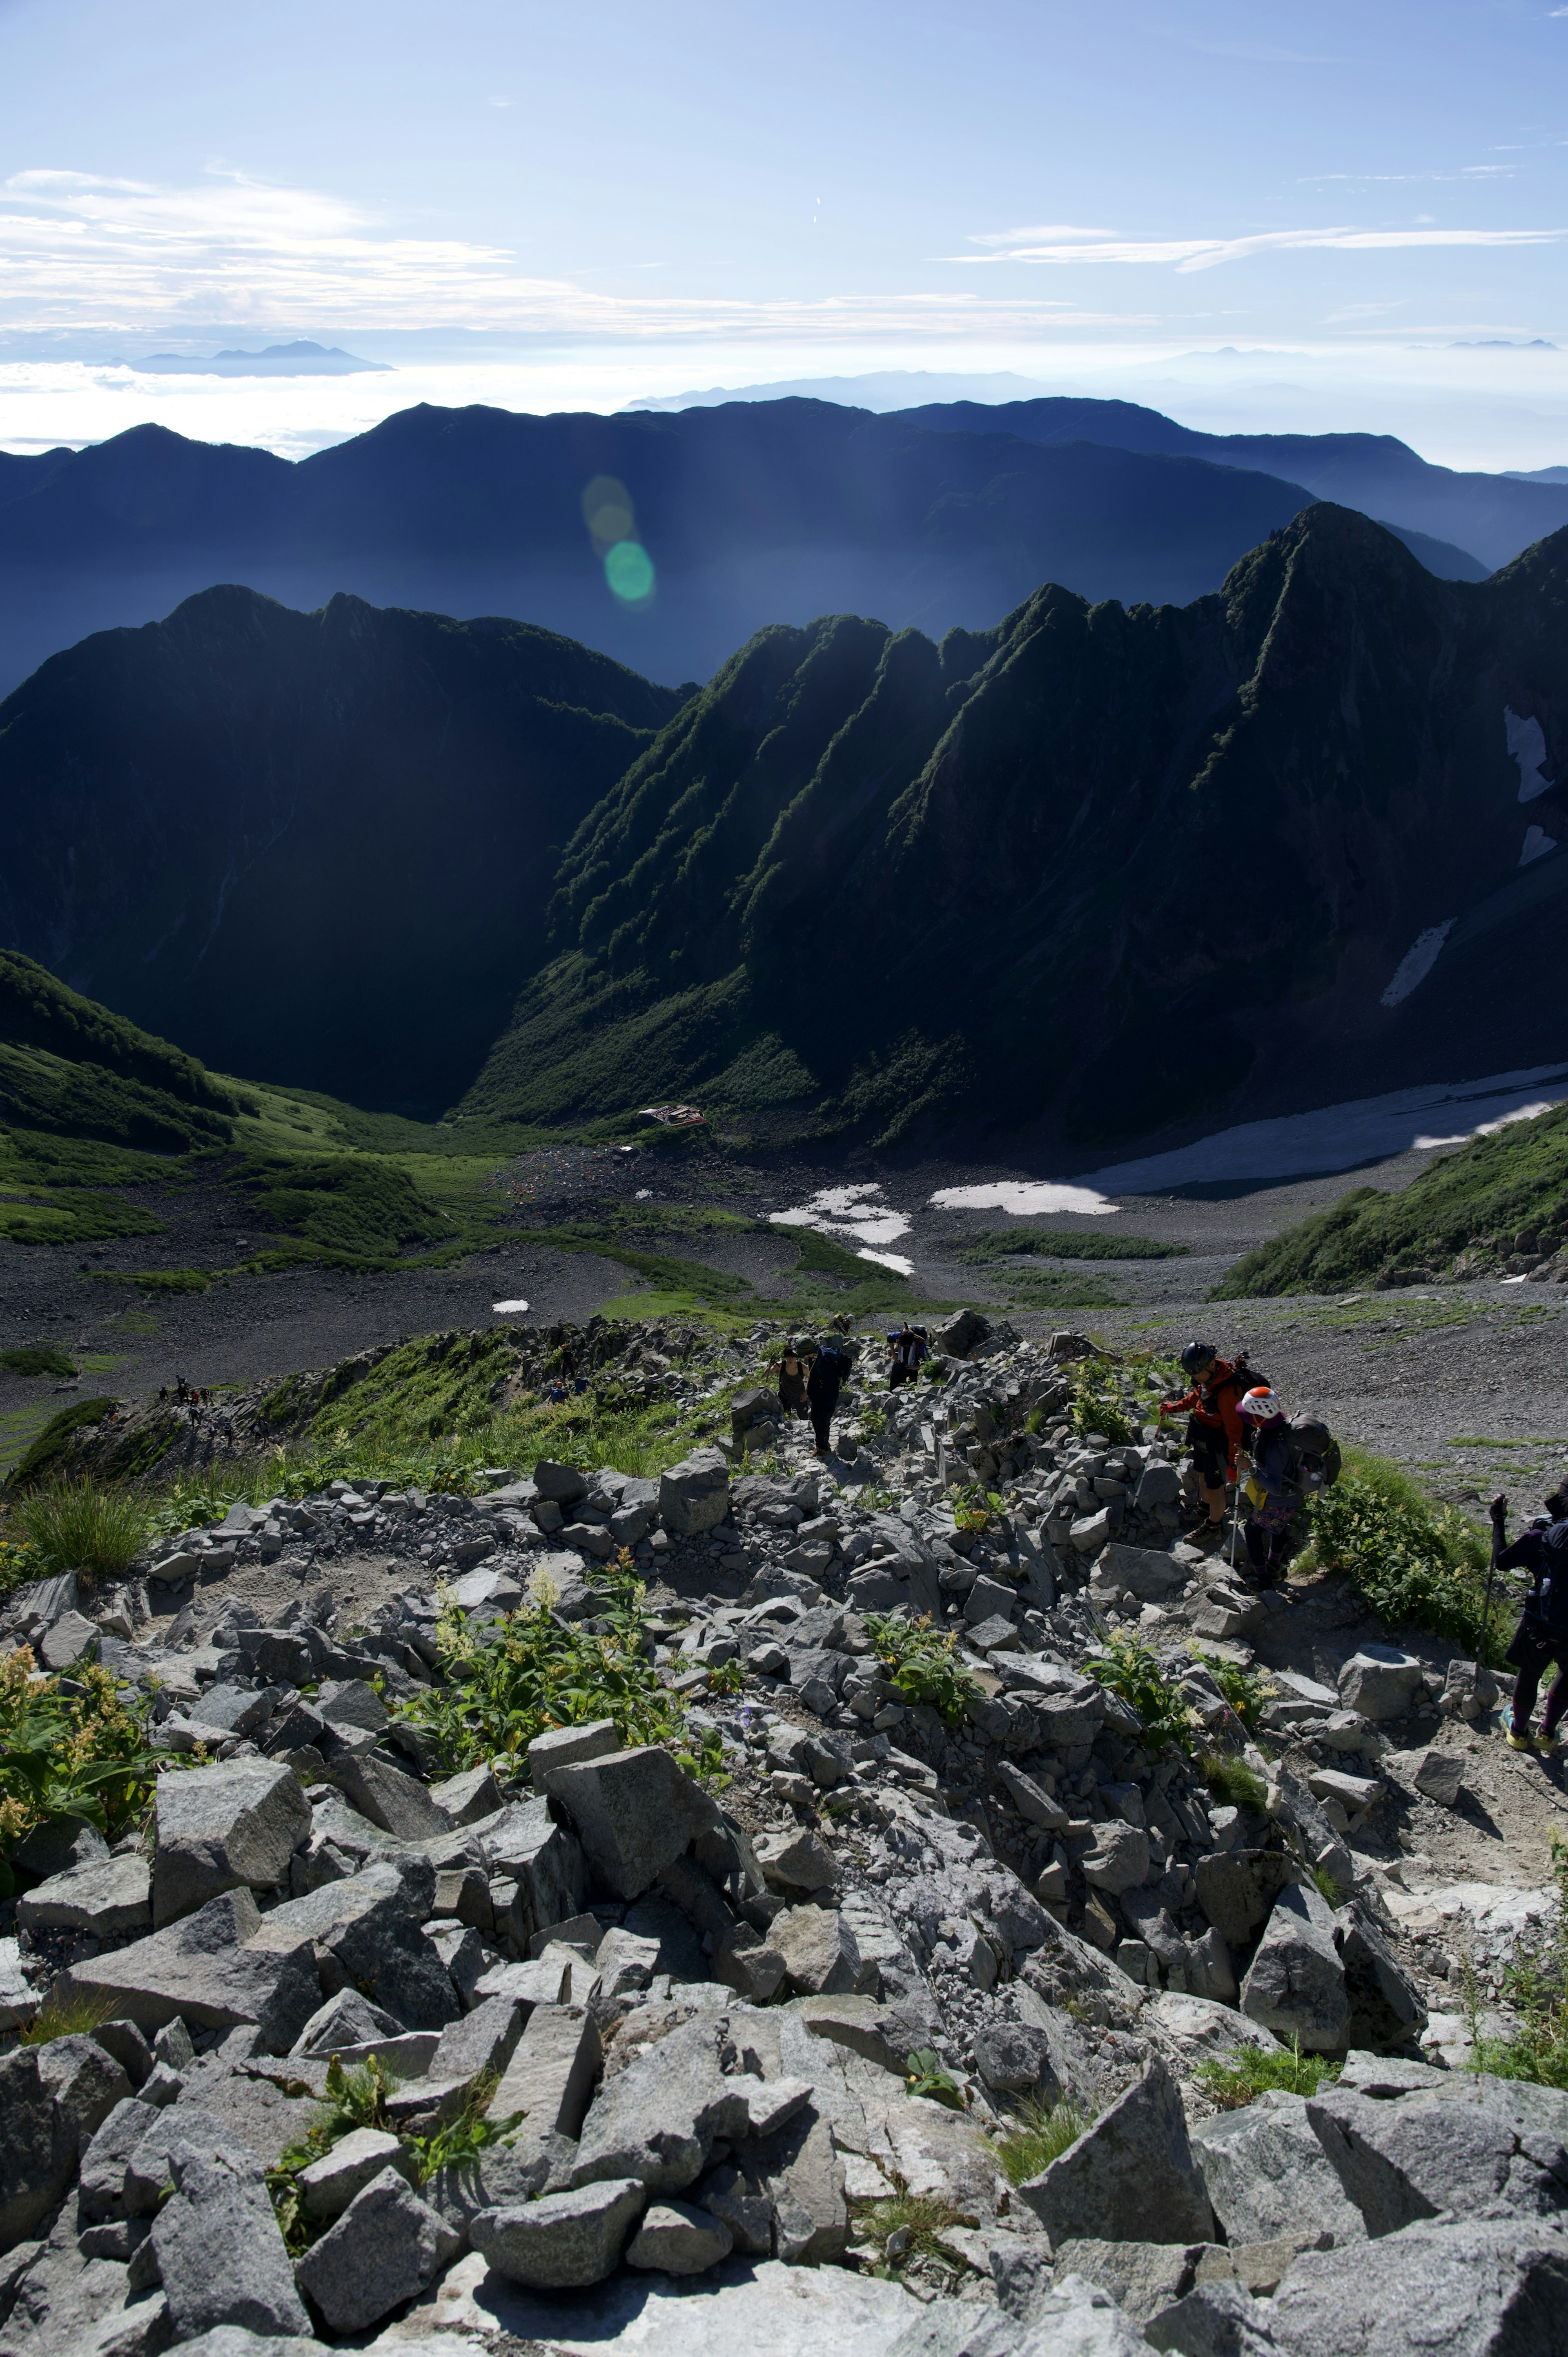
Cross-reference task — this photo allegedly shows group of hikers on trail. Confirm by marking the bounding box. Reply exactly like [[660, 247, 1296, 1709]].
[[768, 1320, 931, 1458]]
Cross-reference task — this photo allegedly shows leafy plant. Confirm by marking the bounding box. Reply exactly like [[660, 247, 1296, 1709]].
[[1082, 1633, 1194, 1754], [1067, 1357, 1137, 1445], [0, 1650, 168, 1879], [1465, 1834, 1568, 2088], [14, 1480, 149, 1581], [949, 1483, 1004, 1535], [986, 2096, 1093, 2185], [1193, 1651, 1276, 1735], [903, 2047, 967, 2110], [1303, 1451, 1502, 1661], [1200, 1750, 1268, 1813], [863, 1613, 984, 1729], [267, 2054, 400, 2254], [705, 1656, 744, 1697], [397, 1551, 685, 1775], [1195, 2036, 1341, 2109], [406, 2067, 519, 2183]]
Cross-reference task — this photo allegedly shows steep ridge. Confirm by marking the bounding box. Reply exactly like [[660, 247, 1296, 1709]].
[[893, 395, 1568, 573], [0, 587, 684, 1114], [463, 505, 1568, 1154], [0, 402, 1348, 693]]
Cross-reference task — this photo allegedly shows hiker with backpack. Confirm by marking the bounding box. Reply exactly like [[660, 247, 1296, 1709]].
[[1158, 1342, 1250, 1544], [1490, 1485, 1568, 1754], [1234, 1384, 1303, 1580], [888, 1322, 929, 1390], [806, 1334, 853, 1458], [769, 1337, 810, 1422]]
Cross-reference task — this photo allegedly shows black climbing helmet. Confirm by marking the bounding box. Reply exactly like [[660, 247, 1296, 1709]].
[[1180, 1342, 1218, 1376]]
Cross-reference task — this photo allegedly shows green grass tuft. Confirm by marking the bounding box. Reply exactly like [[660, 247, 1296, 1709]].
[[1200, 1750, 1269, 1813], [1195, 2037, 1341, 2108], [0, 1347, 77, 1379], [16, 1479, 149, 1579], [986, 2096, 1094, 2185]]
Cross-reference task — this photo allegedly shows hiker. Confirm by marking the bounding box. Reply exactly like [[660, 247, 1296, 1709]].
[[806, 1333, 853, 1458], [1158, 1342, 1249, 1543], [888, 1322, 928, 1390], [771, 1337, 809, 1421], [1235, 1385, 1299, 1581], [1491, 1485, 1568, 1754], [543, 1378, 568, 1405]]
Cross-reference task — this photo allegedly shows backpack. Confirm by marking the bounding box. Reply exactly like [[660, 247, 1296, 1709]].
[[1286, 1416, 1342, 1493], [1533, 1520, 1568, 1635]]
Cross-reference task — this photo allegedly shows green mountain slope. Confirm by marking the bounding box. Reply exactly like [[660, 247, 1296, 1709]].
[[0, 587, 685, 1117], [461, 505, 1568, 1153]]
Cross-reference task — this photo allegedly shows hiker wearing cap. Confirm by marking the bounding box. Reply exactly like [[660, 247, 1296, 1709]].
[[770, 1338, 810, 1422], [1490, 1483, 1568, 1754], [1235, 1386, 1298, 1581], [1158, 1343, 1248, 1543], [806, 1333, 853, 1458], [888, 1321, 928, 1390]]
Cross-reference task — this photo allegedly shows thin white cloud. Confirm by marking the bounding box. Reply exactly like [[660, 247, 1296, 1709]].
[[0, 168, 1153, 338], [956, 223, 1566, 274]]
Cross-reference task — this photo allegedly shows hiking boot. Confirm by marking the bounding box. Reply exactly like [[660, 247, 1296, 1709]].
[[1538, 1728, 1564, 1758], [1189, 1521, 1225, 1549], [1506, 1728, 1537, 1751]]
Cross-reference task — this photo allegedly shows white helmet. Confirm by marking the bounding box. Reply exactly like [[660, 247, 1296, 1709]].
[[1238, 1386, 1284, 1421]]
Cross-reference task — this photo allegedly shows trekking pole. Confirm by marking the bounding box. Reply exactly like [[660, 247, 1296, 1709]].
[[1482, 1493, 1507, 1668]]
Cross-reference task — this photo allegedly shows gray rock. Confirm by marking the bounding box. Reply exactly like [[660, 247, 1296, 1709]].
[[528, 1718, 621, 1792], [11, 1814, 109, 1881], [428, 1991, 526, 2085], [0, 2038, 131, 2248], [1017, 2059, 1214, 2247], [294, 2163, 460, 2331], [658, 1448, 731, 1538], [152, 1760, 312, 1927], [1096, 1542, 1187, 1599], [1054, 2239, 1210, 2326], [484, 1795, 588, 1946], [39, 1608, 99, 1667], [1144, 2277, 1278, 2357], [1194, 1853, 1292, 1952], [883, 2305, 1025, 2357], [80, 2096, 158, 2223], [290, 1987, 404, 2057], [1305, 2076, 1568, 2234], [755, 1828, 837, 1893], [429, 1763, 504, 1823], [990, 2234, 1054, 2324], [548, 1743, 723, 1900], [330, 1750, 449, 1840], [1336, 1645, 1425, 1722], [1410, 1746, 1464, 1807], [892, 2275, 1152, 2357], [299, 2127, 414, 2217], [1239, 1884, 1349, 2053], [162, 2336, 324, 2357], [471, 2176, 647, 2287], [252, 1862, 459, 2031], [570, 2018, 800, 2195], [713, 1922, 787, 2002], [994, 1763, 1068, 1831], [1080, 1822, 1152, 1895], [89, 2018, 153, 2091], [1335, 1901, 1428, 2052], [151, 2145, 310, 2339], [774, 1904, 869, 1996], [1191, 2090, 1367, 2248], [973, 2020, 1059, 2098], [492, 2000, 602, 2147], [534, 1458, 590, 1503], [626, 2198, 735, 2274], [1268, 2216, 1568, 2356], [16, 1853, 152, 1938]]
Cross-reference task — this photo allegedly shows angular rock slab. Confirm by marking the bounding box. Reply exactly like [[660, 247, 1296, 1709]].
[[1192, 2089, 1367, 2249], [472, 2176, 647, 2288], [153, 1758, 312, 1927], [548, 1743, 724, 1901], [626, 2199, 735, 2274], [151, 2145, 311, 2340], [15, 1852, 152, 1937], [400, 2250, 925, 2356], [295, 2163, 460, 2331], [1017, 2058, 1214, 2247], [1305, 2076, 1568, 2235], [57, 1886, 320, 2052], [1268, 2217, 1568, 2357], [659, 1447, 731, 1537], [0, 2035, 131, 2250], [1239, 1882, 1349, 2054]]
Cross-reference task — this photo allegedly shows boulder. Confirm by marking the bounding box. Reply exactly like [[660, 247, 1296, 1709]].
[[294, 2163, 461, 2332], [1239, 1883, 1350, 2053], [893, 2276, 1152, 2357], [150, 2144, 310, 2340], [1336, 1645, 1425, 1722], [534, 1458, 590, 1503], [1268, 2217, 1568, 2357], [1052, 2239, 1211, 2326], [1193, 1852, 1292, 1951], [713, 1922, 787, 2002], [1410, 1746, 1464, 1808], [56, 1887, 321, 2050], [973, 2020, 1059, 2098], [658, 1448, 731, 1538], [1191, 2089, 1367, 2248], [1080, 1822, 1151, 1895], [1305, 2076, 1568, 2234], [0, 2036, 131, 2250], [548, 1743, 722, 1900], [491, 2001, 603, 2152], [16, 1853, 152, 1938], [755, 1828, 838, 1893], [152, 1759, 312, 1926], [299, 2126, 414, 2218], [1143, 2277, 1277, 2357], [626, 2199, 735, 2274], [429, 1763, 504, 1823], [471, 2176, 647, 2288], [290, 1987, 404, 2058], [995, 1763, 1068, 1831], [331, 1751, 450, 1840], [80, 2094, 159, 2223], [486, 1795, 588, 1947], [1335, 1902, 1428, 2052], [774, 1905, 869, 1996], [251, 1863, 459, 2031], [1096, 1543, 1186, 1600], [1017, 2060, 1214, 2246], [570, 2018, 804, 2195], [529, 1717, 621, 1793]]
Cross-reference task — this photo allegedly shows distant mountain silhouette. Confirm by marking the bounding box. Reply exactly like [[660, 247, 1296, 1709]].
[[0, 397, 1494, 696]]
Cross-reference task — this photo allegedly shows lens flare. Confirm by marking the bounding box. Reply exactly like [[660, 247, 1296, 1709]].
[[581, 473, 655, 604], [604, 540, 655, 603]]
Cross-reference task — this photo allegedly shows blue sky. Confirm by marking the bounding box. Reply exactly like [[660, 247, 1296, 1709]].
[[0, 0, 1565, 463]]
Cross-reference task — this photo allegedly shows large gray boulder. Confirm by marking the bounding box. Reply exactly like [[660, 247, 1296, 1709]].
[[331, 1751, 449, 1840], [294, 2163, 460, 2331], [484, 1795, 588, 1945], [471, 2176, 647, 2288], [1144, 2277, 1278, 2357], [1268, 2217, 1568, 2356], [1096, 1543, 1187, 1600], [1335, 1902, 1428, 2052], [1017, 2060, 1214, 2247], [15, 1852, 152, 1938], [774, 1904, 870, 1996], [150, 2143, 311, 2340], [625, 2199, 734, 2274], [152, 1759, 312, 1927], [570, 2017, 807, 2195], [890, 2275, 1153, 2357], [1305, 2076, 1568, 2234], [250, 1862, 459, 2030], [658, 1447, 731, 1537], [547, 1744, 723, 1900], [1239, 1884, 1349, 2053], [1192, 2089, 1367, 2248], [0, 2036, 131, 2251], [299, 2126, 414, 2218], [1336, 1645, 1425, 1722]]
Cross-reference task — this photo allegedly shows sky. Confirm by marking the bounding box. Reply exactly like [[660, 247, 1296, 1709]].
[[0, 0, 1566, 466]]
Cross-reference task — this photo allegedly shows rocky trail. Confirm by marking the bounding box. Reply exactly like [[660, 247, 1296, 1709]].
[[4, 1312, 1568, 2357]]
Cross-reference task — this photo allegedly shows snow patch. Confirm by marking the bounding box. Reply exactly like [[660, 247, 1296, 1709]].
[[858, 1248, 915, 1275], [770, 1182, 913, 1251], [1521, 825, 1558, 867], [491, 1299, 531, 1313], [1380, 921, 1455, 1008], [1506, 706, 1553, 803], [929, 1181, 1117, 1217]]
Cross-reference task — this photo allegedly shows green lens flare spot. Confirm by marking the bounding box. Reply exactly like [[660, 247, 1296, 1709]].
[[605, 540, 655, 603]]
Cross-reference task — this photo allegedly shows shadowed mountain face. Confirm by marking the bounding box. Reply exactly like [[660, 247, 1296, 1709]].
[[0, 588, 684, 1115], [461, 506, 1568, 1157], [0, 399, 1433, 695]]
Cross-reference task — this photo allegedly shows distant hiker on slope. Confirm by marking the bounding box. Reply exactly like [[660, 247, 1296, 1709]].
[[806, 1334, 853, 1458], [769, 1337, 810, 1422], [1158, 1342, 1248, 1544], [1491, 1483, 1568, 1755], [888, 1321, 928, 1390], [1235, 1385, 1299, 1582]]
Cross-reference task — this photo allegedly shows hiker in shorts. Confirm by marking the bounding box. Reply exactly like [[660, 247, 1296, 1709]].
[[806, 1335, 852, 1458], [1235, 1385, 1300, 1582], [887, 1322, 928, 1390], [1492, 1483, 1568, 1755], [1158, 1342, 1247, 1544], [771, 1337, 809, 1421]]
